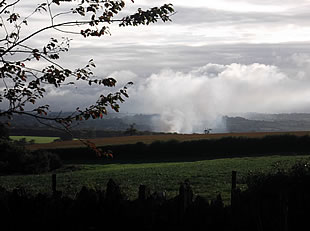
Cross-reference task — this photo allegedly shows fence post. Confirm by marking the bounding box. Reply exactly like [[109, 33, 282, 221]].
[[52, 173, 56, 194], [231, 170, 237, 205], [139, 185, 150, 200], [281, 193, 288, 231], [106, 178, 122, 202], [179, 181, 193, 214], [231, 171, 239, 231], [232, 171, 237, 191]]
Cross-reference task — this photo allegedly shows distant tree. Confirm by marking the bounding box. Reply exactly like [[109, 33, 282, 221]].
[[59, 132, 73, 141], [125, 123, 137, 136], [0, 0, 174, 125], [0, 0, 174, 154]]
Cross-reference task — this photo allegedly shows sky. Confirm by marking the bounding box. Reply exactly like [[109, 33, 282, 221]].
[[3, 0, 310, 133]]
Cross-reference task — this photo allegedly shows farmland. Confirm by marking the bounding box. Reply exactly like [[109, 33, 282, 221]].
[[2, 131, 310, 205], [27, 130, 310, 150], [10, 136, 59, 144], [1, 154, 309, 204]]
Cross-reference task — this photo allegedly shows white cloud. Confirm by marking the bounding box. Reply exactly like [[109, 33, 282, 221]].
[[120, 62, 310, 133], [14, 0, 310, 49], [11, 58, 310, 133], [138, 0, 292, 12], [2, 1, 310, 133]]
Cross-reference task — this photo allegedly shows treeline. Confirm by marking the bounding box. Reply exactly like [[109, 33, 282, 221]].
[[50, 134, 310, 161], [9, 128, 157, 139]]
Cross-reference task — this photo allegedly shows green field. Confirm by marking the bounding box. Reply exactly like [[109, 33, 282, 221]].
[[10, 136, 59, 144], [0, 155, 308, 204]]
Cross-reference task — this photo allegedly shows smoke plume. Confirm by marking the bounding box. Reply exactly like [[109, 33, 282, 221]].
[[122, 62, 310, 133]]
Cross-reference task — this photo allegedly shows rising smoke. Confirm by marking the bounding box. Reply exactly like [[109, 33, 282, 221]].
[[38, 55, 310, 134], [122, 61, 310, 133]]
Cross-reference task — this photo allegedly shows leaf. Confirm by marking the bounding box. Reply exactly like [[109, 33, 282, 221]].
[[52, 0, 60, 6]]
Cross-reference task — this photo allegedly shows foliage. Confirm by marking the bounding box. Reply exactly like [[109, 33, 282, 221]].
[[0, 0, 174, 128], [245, 158, 310, 192], [0, 122, 9, 139], [0, 138, 62, 174]]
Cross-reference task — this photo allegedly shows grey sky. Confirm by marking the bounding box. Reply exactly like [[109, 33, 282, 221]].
[[2, 0, 310, 132]]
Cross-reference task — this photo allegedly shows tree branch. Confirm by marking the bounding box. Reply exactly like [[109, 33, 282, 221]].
[[0, 18, 123, 57], [0, 110, 60, 121], [0, 0, 20, 15]]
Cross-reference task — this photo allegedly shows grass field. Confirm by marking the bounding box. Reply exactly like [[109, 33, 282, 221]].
[[1, 155, 308, 204], [27, 130, 310, 150], [10, 136, 60, 144], [5, 131, 310, 204]]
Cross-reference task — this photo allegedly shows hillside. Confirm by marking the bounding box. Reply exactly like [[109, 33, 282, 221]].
[[27, 130, 310, 150], [224, 114, 310, 132], [4, 112, 310, 137]]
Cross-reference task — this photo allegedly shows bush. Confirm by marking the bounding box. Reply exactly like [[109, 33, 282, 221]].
[[47, 152, 63, 170], [0, 138, 26, 173], [0, 123, 9, 140], [23, 151, 49, 174], [0, 139, 62, 174], [236, 159, 310, 231], [245, 158, 310, 193]]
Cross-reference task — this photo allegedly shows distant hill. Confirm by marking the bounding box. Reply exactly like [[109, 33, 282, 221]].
[[224, 113, 310, 133], [3, 112, 310, 136], [244, 112, 310, 122], [0, 112, 157, 131], [0, 112, 160, 138]]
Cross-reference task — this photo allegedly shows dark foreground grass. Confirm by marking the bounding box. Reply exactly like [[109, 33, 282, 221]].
[[0, 155, 309, 204]]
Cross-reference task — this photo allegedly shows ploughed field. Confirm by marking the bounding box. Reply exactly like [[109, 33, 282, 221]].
[[26, 130, 310, 150]]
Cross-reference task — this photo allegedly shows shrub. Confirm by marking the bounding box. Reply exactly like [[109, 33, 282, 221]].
[[0, 138, 62, 174], [23, 151, 49, 174], [0, 138, 26, 173], [0, 123, 9, 140], [47, 152, 63, 170], [245, 158, 310, 193]]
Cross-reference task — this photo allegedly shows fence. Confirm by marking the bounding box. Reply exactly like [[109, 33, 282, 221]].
[[1, 171, 310, 231]]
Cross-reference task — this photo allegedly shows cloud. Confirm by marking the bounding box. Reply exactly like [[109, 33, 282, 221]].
[[172, 5, 310, 26], [10, 1, 310, 72], [3, 1, 310, 134], [15, 0, 310, 54], [119, 62, 310, 133], [7, 56, 310, 133]]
